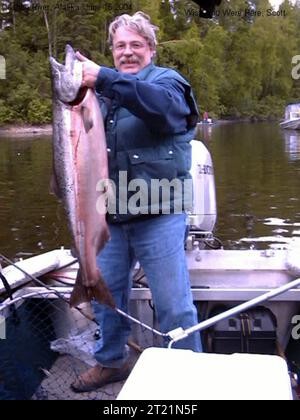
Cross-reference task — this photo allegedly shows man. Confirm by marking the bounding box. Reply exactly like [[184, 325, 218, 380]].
[[71, 11, 202, 393]]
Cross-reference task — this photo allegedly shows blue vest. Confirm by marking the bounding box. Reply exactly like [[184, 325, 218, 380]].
[[99, 63, 199, 223]]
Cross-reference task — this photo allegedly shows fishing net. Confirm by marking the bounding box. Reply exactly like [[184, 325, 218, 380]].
[[0, 265, 163, 400]]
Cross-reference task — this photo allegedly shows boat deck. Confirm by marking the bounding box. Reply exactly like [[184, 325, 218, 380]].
[[32, 351, 140, 400], [1, 248, 300, 400]]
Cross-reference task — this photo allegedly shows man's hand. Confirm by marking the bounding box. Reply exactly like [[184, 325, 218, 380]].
[[76, 51, 100, 88]]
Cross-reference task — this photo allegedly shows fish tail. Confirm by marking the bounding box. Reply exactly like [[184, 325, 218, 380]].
[[91, 281, 116, 309], [69, 271, 90, 307], [69, 269, 115, 309]]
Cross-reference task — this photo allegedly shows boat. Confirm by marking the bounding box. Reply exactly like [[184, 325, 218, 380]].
[[199, 111, 214, 126], [280, 104, 300, 130], [1, 141, 299, 400], [1, 243, 300, 400], [197, 118, 214, 126]]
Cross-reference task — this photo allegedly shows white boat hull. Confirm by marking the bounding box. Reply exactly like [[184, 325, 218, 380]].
[[280, 118, 300, 130]]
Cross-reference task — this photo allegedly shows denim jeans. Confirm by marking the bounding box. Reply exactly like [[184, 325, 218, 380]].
[[93, 213, 202, 368]]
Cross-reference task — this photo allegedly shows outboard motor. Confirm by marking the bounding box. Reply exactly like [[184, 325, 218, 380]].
[[187, 140, 219, 249]]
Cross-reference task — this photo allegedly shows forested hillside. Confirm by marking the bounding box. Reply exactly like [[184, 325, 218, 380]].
[[0, 0, 300, 124]]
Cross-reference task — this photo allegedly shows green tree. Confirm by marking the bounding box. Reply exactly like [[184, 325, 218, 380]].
[[1, 0, 300, 124]]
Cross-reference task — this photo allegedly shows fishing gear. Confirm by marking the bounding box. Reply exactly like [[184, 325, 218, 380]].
[[0, 253, 168, 340], [0, 253, 94, 324]]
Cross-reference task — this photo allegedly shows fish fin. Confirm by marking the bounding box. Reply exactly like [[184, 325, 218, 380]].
[[69, 270, 90, 307], [82, 106, 93, 132], [69, 270, 116, 309], [96, 225, 111, 252], [91, 280, 116, 309]]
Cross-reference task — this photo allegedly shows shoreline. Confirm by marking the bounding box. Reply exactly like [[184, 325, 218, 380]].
[[0, 118, 279, 137], [0, 124, 53, 137]]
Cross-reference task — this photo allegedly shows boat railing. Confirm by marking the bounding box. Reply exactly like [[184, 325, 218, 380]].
[[167, 277, 300, 348]]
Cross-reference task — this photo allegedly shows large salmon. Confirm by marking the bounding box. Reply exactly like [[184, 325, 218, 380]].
[[50, 45, 115, 309]]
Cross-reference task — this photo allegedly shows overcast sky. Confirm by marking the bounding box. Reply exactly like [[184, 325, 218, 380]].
[[269, 0, 282, 7], [269, 0, 296, 8]]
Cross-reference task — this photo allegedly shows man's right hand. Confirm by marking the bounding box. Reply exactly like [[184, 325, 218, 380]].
[[76, 51, 101, 88]]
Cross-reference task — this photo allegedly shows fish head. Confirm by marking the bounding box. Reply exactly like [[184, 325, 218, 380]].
[[50, 44, 83, 103]]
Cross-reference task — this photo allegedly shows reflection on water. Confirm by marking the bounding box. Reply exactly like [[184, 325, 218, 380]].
[[1, 122, 300, 257], [283, 130, 300, 161], [196, 122, 300, 249], [196, 123, 213, 142], [0, 136, 70, 258]]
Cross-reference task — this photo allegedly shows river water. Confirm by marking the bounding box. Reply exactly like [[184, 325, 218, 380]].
[[0, 122, 300, 258], [197, 122, 300, 249]]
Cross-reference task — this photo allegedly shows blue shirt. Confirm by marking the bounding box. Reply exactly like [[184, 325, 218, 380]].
[[94, 62, 198, 222], [95, 62, 198, 134]]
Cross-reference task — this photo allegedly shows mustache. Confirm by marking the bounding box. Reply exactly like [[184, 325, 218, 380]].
[[119, 57, 139, 65]]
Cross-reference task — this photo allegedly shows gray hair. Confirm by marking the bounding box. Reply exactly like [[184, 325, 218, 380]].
[[108, 11, 159, 50]]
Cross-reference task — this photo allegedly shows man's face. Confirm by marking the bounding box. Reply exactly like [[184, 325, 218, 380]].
[[112, 27, 155, 74]]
